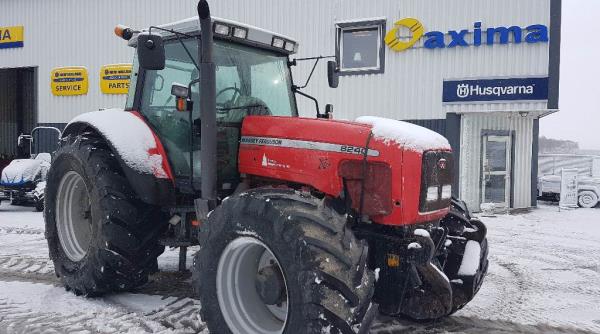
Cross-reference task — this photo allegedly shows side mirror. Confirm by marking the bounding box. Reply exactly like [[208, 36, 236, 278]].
[[327, 60, 339, 88], [137, 33, 165, 70]]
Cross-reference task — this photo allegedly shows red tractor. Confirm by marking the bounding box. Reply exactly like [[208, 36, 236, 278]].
[[44, 1, 488, 333]]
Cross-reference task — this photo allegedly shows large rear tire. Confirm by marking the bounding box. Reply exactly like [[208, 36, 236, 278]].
[[45, 133, 167, 296], [193, 188, 375, 334]]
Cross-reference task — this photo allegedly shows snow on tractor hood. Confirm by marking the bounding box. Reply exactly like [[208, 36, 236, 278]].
[[68, 109, 170, 178], [356, 116, 450, 152], [0, 157, 49, 186]]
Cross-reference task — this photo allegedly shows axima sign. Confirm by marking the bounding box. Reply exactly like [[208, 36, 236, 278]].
[[385, 19, 548, 52]]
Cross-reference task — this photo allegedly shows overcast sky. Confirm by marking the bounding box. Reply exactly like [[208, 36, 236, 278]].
[[539, 0, 600, 149]]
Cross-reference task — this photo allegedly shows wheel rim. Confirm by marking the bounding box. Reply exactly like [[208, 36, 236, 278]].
[[580, 194, 596, 207], [216, 237, 288, 334], [55, 171, 92, 262]]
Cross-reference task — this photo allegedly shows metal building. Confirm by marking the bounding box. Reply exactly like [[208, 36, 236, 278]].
[[0, 0, 561, 212]]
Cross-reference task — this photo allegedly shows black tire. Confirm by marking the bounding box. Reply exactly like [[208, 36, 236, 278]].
[[35, 199, 44, 212], [45, 133, 167, 296], [193, 188, 375, 334]]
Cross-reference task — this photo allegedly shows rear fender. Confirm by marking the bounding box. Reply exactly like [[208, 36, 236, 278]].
[[62, 109, 175, 206]]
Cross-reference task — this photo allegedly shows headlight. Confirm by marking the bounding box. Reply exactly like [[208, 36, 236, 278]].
[[426, 186, 439, 202], [214, 23, 231, 36], [232, 27, 248, 39], [284, 41, 296, 52], [272, 37, 285, 48], [441, 185, 452, 199]]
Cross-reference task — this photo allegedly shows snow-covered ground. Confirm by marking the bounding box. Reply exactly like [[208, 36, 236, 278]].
[[1, 201, 599, 333]]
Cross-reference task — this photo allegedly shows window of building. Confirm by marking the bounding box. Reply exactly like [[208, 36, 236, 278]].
[[336, 19, 386, 75]]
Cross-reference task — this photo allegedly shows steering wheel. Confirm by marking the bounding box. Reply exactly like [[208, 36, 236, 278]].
[[216, 86, 242, 108]]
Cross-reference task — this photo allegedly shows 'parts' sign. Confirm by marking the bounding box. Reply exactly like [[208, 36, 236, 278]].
[[0, 26, 24, 49], [100, 64, 132, 94], [443, 77, 549, 103], [51, 67, 88, 96], [385, 19, 548, 52]]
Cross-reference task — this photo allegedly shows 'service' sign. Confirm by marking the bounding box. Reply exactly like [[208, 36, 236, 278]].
[[51, 67, 89, 96]]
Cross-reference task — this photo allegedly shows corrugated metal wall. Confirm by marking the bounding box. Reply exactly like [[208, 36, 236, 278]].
[[459, 113, 534, 210], [0, 0, 550, 123]]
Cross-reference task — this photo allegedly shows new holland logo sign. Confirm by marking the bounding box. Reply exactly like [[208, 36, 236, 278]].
[[385, 19, 548, 52], [443, 77, 549, 103], [51, 67, 89, 96], [0, 26, 24, 49], [100, 64, 132, 94]]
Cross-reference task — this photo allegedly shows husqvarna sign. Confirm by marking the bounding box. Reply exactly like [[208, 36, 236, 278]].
[[443, 77, 549, 103], [385, 19, 548, 52]]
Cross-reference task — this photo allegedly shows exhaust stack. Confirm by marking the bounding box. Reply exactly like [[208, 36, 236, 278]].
[[197, 0, 217, 208]]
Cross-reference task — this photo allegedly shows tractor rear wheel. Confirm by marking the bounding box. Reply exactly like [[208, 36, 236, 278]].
[[45, 134, 167, 296], [193, 188, 375, 334]]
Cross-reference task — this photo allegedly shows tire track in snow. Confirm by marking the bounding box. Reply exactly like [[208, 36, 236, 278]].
[[370, 315, 597, 334], [0, 290, 206, 334], [0, 226, 44, 235], [0, 255, 54, 275]]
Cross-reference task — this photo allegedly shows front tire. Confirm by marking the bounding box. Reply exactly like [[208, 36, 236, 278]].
[[193, 188, 374, 334], [45, 134, 167, 296]]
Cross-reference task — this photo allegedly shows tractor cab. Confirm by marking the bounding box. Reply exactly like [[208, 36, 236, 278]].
[[122, 18, 303, 194]]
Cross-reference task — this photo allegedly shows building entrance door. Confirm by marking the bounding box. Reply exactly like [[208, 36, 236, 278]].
[[481, 135, 511, 208]]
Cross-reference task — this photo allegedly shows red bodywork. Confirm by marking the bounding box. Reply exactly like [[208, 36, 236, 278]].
[[238, 116, 450, 226]]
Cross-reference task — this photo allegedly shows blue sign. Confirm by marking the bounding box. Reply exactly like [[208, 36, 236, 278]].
[[443, 77, 549, 103]]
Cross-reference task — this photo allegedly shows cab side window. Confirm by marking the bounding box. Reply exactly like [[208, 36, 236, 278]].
[[140, 39, 199, 178]]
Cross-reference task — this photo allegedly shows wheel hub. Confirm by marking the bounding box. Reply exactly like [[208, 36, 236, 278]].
[[255, 264, 286, 306]]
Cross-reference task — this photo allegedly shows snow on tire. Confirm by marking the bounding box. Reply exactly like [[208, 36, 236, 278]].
[[578, 190, 598, 208], [45, 133, 167, 296], [193, 188, 375, 334]]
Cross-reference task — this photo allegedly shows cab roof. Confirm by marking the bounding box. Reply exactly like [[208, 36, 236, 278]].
[[130, 17, 298, 55]]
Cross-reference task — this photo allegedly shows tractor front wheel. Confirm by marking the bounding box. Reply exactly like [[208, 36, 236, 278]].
[[193, 188, 375, 334]]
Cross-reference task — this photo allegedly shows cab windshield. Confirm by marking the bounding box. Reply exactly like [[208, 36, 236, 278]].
[[131, 38, 297, 118], [131, 38, 297, 180]]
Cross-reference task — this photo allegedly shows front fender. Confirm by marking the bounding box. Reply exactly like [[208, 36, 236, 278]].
[[62, 109, 175, 206]]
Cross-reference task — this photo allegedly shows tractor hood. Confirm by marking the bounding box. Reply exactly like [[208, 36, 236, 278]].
[[238, 115, 452, 226], [354, 116, 450, 152]]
